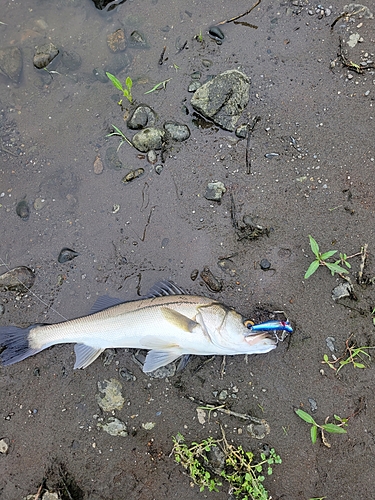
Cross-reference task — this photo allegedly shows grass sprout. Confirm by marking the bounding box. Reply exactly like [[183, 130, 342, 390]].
[[106, 72, 133, 103], [295, 409, 347, 446]]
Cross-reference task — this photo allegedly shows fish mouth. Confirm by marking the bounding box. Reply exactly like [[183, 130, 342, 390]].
[[244, 331, 276, 347]]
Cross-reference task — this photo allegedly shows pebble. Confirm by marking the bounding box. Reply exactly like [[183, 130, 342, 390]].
[[33, 42, 59, 69], [260, 258, 271, 271], [164, 121, 190, 141], [0, 438, 9, 454], [132, 127, 165, 152], [16, 199, 30, 220], [33, 197, 46, 210], [188, 81, 201, 92], [58, 248, 79, 264], [107, 29, 126, 52], [105, 146, 123, 170], [119, 367, 136, 381], [93, 155, 104, 174], [127, 105, 157, 130], [129, 30, 147, 48], [200, 266, 223, 292], [96, 378, 125, 412], [208, 26, 224, 44], [204, 181, 226, 201], [326, 336, 336, 352], [0, 46, 23, 82], [147, 150, 157, 164], [122, 168, 144, 183], [97, 417, 128, 437], [155, 164, 163, 175], [308, 397, 318, 412]]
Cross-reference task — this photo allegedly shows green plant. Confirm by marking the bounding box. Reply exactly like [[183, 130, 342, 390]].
[[195, 29, 203, 42], [172, 433, 281, 499], [144, 78, 171, 94], [304, 235, 350, 279], [106, 124, 133, 151], [106, 72, 133, 103], [322, 337, 373, 373], [295, 409, 347, 445]]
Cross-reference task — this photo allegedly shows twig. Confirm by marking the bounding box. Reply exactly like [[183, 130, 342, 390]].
[[158, 46, 166, 65], [33, 484, 43, 500], [216, 0, 261, 26], [246, 116, 261, 174], [358, 243, 368, 284]]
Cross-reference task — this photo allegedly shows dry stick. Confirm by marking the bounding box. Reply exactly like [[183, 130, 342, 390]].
[[216, 0, 261, 25], [246, 116, 261, 174], [358, 243, 368, 284], [188, 395, 267, 425], [0, 257, 68, 321]]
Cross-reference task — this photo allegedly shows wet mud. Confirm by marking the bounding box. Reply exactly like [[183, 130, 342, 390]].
[[1, 1, 375, 499]]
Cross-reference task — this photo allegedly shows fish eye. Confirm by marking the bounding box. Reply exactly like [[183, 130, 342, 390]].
[[244, 319, 254, 329]]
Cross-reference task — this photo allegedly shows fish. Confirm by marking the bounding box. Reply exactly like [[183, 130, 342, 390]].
[[0, 280, 292, 373]]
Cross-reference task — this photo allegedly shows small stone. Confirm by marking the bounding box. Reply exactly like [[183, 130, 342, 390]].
[[147, 150, 157, 164], [96, 378, 125, 412], [93, 155, 104, 174], [0, 438, 9, 454], [33, 197, 46, 211], [204, 181, 226, 201], [142, 422, 156, 430], [260, 259, 271, 271], [127, 105, 157, 130], [107, 29, 126, 52], [129, 30, 148, 48], [97, 417, 128, 437], [218, 389, 228, 400], [132, 127, 165, 152], [33, 42, 59, 69], [164, 121, 190, 141], [122, 168, 144, 183], [0, 46, 23, 82], [308, 397, 318, 412], [188, 81, 201, 92], [105, 146, 123, 170]]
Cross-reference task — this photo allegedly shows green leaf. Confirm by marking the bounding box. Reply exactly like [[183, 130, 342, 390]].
[[353, 362, 366, 369], [325, 262, 348, 275], [295, 409, 316, 424], [311, 424, 318, 444], [320, 250, 337, 260], [106, 72, 123, 91], [308, 235, 320, 257], [125, 76, 133, 90], [321, 423, 347, 434], [304, 260, 320, 279]]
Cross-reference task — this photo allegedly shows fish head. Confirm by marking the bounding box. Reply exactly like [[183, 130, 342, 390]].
[[196, 303, 277, 355]]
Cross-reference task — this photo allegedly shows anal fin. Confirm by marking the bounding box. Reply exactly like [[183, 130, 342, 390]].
[[74, 344, 104, 369]]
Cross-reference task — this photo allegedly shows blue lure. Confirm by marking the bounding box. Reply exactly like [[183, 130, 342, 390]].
[[248, 320, 293, 333]]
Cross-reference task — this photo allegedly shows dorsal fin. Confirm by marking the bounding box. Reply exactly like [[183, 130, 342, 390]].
[[145, 280, 186, 298]]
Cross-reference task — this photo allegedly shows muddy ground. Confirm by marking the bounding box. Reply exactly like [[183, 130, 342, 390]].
[[1, 0, 375, 499]]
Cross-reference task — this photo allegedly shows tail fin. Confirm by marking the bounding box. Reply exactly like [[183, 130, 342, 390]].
[[0, 325, 44, 366]]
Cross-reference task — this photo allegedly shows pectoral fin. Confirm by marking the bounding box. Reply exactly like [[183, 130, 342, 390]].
[[161, 307, 199, 332], [74, 344, 104, 369], [143, 349, 182, 373]]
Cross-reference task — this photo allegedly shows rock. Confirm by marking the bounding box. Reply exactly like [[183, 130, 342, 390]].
[[33, 43, 59, 69], [200, 266, 223, 292], [127, 105, 157, 129], [0, 438, 9, 454], [93, 155, 103, 174], [188, 81, 201, 92], [61, 50, 81, 70], [164, 121, 190, 141], [0, 47, 23, 83], [16, 199, 30, 220], [122, 168, 144, 184], [107, 29, 126, 52], [105, 146, 123, 170], [58, 248, 79, 263], [191, 69, 250, 131], [0, 266, 35, 292], [91, 0, 126, 10], [96, 378, 125, 412], [132, 127, 165, 152], [129, 30, 148, 48], [204, 181, 226, 201], [97, 417, 128, 436]]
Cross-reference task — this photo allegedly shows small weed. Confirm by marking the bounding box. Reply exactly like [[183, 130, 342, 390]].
[[195, 29, 203, 42], [106, 72, 133, 103], [304, 235, 349, 279], [172, 432, 281, 499], [106, 124, 133, 151], [144, 78, 171, 94], [322, 336, 373, 374], [295, 409, 347, 445]]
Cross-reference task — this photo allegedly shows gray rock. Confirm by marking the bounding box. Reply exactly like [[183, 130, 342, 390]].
[[105, 146, 123, 170], [204, 181, 226, 201], [191, 69, 250, 131], [164, 121, 190, 141], [0, 47, 23, 82], [127, 105, 157, 129], [33, 43, 59, 69], [132, 127, 165, 152]]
